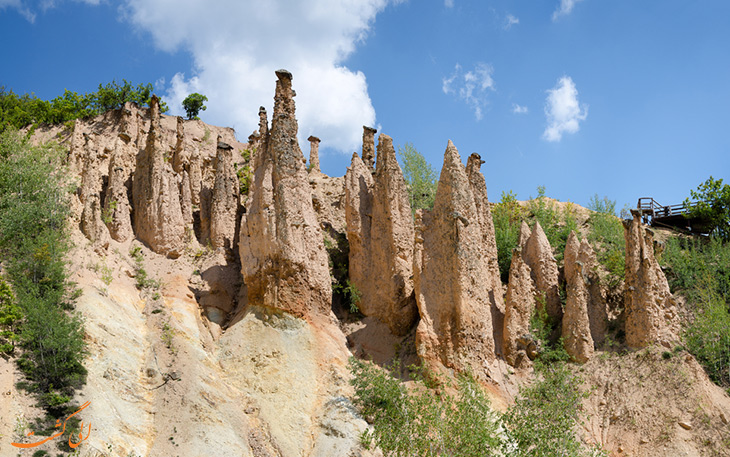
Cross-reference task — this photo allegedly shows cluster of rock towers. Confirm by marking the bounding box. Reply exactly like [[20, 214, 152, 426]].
[[77, 69, 681, 374]]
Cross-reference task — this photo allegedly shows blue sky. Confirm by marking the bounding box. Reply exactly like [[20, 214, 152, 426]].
[[1, 0, 728, 211]]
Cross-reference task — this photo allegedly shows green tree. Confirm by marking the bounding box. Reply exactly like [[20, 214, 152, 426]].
[[685, 176, 730, 241], [0, 129, 86, 411], [397, 143, 437, 212], [182, 93, 208, 120]]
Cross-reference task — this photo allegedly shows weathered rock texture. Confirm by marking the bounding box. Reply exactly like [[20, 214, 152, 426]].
[[345, 152, 374, 311], [104, 139, 133, 242], [623, 210, 681, 348], [239, 70, 332, 319], [132, 96, 186, 257], [518, 220, 531, 247], [209, 139, 239, 250], [79, 141, 110, 249], [413, 140, 497, 373], [503, 247, 535, 367], [562, 232, 595, 363], [465, 153, 505, 349], [361, 126, 377, 172], [308, 135, 321, 172], [346, 134, 417, 335], [522, 221, 562, 323]]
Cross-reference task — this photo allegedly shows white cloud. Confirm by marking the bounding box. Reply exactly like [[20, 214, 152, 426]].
[[0, 0, 36, 22], [0, 0, 101, 23], [512, 103, 528, 114], [442, 63, 495, 120], [552, 0, 583, 21], [444, 0, 453, 8], [504, 13, 519, 30], [543, 76, 588, 142], [120, 0, 397, 153]]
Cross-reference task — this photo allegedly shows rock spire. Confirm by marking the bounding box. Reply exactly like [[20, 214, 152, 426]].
[[132, 95, 186, 257], [239, 70, 332, 318], [414, 140, 497, 373], [623, 210, 680, 348], [307, 135, 321, 172]]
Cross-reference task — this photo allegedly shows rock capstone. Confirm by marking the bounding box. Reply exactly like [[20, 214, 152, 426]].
[[307, 135, 321, 173]]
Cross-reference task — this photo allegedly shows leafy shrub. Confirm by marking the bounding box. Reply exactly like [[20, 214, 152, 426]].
[[504, 361, 592, 457], [0, 276, 21, 354], [0, 81, 168, 133], [350, 358, 505, 456], [398, 143, 437, 212], [684, 176, 730, 241], [587, 193, 617, 215], [660, 235, 730, 388], [493, 190, 524, 282], [586, 208, 626, 286]]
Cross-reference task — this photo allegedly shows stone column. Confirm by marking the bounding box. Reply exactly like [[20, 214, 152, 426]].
[[362, 126, 377, 171], [307, 135, 321, 172]]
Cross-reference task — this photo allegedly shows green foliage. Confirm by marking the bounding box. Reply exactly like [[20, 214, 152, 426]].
[[0, 276, 21, 354], [527, 189, 578, 263], [350, 358, 505, 456], [492, 190, 524, 282], [324, 233, 360, 313], [129, 246, 160, 290], [182, 92, 208, 120], [102, 199, 117, 225], [503, 361, 591, 457], [684, 176, 730, 241], [397, 143, 437, 212], [587, 194, 617, 215], [0, 81, 167, 133], [586, 197, 626, 286], [0, 130, 86, 410], [660, 235, 730, 388]]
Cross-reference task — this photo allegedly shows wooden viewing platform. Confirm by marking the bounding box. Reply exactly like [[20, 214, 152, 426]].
[[636, 197, 711, 233]]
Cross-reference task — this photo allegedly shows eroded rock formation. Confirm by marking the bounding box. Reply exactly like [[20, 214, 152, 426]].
[[414, 140, 496, 373], [624, 210, 680, 348], [104, 139, 133, 242], [209, 139, 239, 251], [79, 140, 110, 249], [465, 152, 505, 349], [345, 152, 374, 307], [522, 221, 562, 323], [370, 134, 418, 334], [132, 95, 186, 257], [239, 70, 332, 318], [308, 135, 321, 172], [562, 231, 595, 363], [503, 247, 535, 367], [361, 126, 377, 171]]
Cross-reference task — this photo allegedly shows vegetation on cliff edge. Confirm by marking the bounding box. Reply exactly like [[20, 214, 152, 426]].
[[0, 129, 86, 415]]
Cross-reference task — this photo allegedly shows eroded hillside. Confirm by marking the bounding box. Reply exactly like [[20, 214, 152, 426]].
[[1, 69, 728, 457]]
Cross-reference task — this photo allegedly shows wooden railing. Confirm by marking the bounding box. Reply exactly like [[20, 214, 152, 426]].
[[637, 197, 701, 223]]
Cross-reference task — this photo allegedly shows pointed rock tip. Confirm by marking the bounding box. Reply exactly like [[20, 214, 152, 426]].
[[444, 140, 462, 165]]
